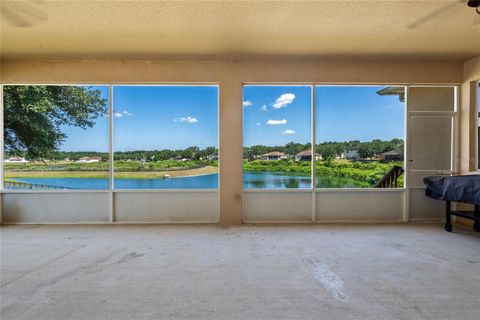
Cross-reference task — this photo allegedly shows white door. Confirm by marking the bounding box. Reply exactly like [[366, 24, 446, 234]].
[[407, 86, 458, 220]]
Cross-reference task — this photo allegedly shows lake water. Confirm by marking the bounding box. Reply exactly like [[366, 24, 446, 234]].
[[8, 171, 370, 190]]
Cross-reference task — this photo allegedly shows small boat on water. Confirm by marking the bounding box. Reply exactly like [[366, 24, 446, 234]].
[[163, 174, 171, 179]]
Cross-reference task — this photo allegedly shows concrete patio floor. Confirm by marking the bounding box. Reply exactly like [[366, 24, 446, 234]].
[[1, 223, 479, 320]]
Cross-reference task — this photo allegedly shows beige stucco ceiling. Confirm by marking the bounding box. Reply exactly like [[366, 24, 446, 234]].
[[1, 0, 479, 61]]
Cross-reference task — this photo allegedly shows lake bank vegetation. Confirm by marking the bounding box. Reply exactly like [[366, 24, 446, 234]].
[[6, 139, 404, 187]]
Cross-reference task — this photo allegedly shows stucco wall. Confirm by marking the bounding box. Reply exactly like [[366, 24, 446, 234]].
[[0, 59, 465, 224]]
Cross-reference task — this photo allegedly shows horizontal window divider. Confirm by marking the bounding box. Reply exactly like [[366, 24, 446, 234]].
[[1, 221, 113, 225], [243, 188, 406, 193], [314, 219, 406, 224], [0, 190, 110, 194], [408, 186, 427, 190], [0, 82, 219, 86], [242, 83, 460, 87], [1, 188, 219, 194], [408, 111, 457, 116], [111, 220, 219, 224], [408, 169, 454, 172], [244, 188, 313, 193], [0, 188, 222, 194], [315, 188, 405, 193], [112, 83, 219, 86], [243, 220, 315, 224], [408, 84, 460, 87], [314, 83, 407, 87], [242, 83, 315, 86], [408, 218, 444, 222], [112, 189, 219, 193]]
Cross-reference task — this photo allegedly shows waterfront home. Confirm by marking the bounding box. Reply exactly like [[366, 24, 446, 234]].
[[345, 147, 360, 160], [295, 150, 322, 161], [260, 151, 286, 160], [380, 150, 403, 161]]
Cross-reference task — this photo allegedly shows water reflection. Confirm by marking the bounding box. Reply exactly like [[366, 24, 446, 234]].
[[243, 171, 311, 189], [10, 171, 373, 190]]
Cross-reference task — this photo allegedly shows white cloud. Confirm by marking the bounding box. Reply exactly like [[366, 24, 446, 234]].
[[243, 100, 252, 107], [114, 110, 133, 118], [175, 116, 198, 123], [266, 119, 287, 125], [261, 105, 268, 111], [272, 93, 295, 109], [281, 129, 295, 135]]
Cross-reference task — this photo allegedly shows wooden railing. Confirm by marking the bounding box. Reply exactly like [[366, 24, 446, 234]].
[[4, 180, 75, 190], [374, 165, 404, 188]]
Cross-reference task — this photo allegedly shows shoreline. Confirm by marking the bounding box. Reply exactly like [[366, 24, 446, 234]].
[[5, 166, 219, 179]]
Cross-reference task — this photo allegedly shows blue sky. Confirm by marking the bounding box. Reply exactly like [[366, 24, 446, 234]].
[[60, 85, 404, 151], [243, 85, 404, 147], [315, 86, 405, 143], [243, 86, 312, 147], [61, 86, 218, 151]]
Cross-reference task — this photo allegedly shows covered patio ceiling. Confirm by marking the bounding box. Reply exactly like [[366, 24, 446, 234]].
[[1, 0, 480, 61]]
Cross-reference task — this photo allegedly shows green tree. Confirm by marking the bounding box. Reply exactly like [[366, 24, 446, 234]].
[[370, 139, 384, 157], [317, 143, 337, 158], [3, 85, 107, 160], [284, 142, 305, 156], [358, 143, 374, 159]]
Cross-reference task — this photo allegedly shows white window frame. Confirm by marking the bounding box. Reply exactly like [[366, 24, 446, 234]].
[[242, 83, 315, 192], [241, 83, 408, 192], [314, 84, 407, 191], [0, 83, 220, 194]]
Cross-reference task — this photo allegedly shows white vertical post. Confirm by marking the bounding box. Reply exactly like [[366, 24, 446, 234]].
[[311, 85, 316, 223], [453, 85, 459, 175], [403, 85, 410, 222], [108, 84, 114, 223]]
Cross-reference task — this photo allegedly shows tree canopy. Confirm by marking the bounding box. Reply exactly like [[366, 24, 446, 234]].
[[243, 139, 404, 160], [3, 86, 107, 159]]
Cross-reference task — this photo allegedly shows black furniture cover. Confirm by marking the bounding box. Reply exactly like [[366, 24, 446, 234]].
[[423, 175, 480, 205]]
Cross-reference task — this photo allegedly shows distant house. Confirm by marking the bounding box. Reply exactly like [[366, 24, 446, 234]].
[[380, 150, 403, 161], [345, 147, 360, 160], [295, 150, 322, 161], [76, 157, 102, 163], [207, 154, 218, 161], [4, 157, 28, 163], [260, 151, 286, 161]]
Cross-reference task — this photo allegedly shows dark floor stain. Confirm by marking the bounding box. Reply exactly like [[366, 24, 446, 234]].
[[117, 252, 145, 263]]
